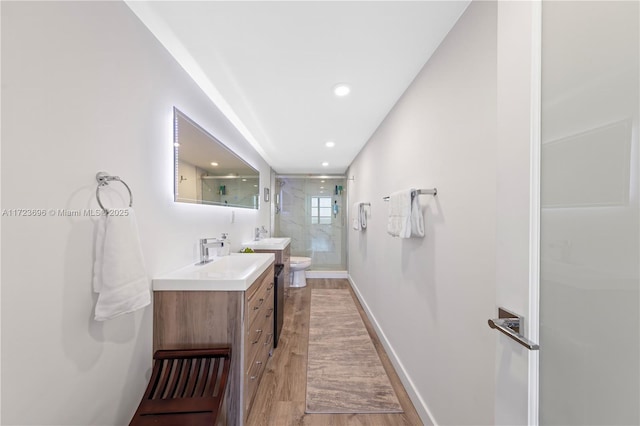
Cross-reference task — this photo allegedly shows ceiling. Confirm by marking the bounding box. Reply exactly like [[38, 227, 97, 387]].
[[126, 1, 470, 174]]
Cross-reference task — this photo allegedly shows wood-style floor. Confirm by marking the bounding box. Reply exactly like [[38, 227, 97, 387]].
[[246, 279, 423, 426]]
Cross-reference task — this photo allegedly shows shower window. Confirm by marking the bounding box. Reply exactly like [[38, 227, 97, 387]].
[[311, 196, 332, 224]]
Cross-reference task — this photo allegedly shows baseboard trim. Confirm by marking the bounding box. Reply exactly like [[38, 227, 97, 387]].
[[348, 274, 436, 426], [306, 270, 348, 279]]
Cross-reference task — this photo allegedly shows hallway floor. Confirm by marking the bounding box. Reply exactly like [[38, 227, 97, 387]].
[[246, 279, 423, 425]]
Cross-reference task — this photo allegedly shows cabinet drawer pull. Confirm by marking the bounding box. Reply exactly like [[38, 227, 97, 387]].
[[264, 332, 274, 346], [267, 282, 274, 290], [265, 308, 274, 318], [250, 361, 264, 381], [252, 298, 265, 311], [252, 329, 263, 344]]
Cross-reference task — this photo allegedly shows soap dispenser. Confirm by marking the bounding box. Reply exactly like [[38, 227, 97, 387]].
[[259, 225, 269, 239], [219, 233, 230, 256]]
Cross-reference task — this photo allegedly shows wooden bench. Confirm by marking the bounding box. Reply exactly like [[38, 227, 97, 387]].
[[130, 347, 231, 426]]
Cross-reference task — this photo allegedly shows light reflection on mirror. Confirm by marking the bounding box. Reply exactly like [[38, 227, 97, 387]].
[[173, 107, 260, 209]]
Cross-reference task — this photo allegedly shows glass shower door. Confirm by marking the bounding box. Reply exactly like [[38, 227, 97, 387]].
[[274, 176, 347, 271], [540, 1, 639, 423]]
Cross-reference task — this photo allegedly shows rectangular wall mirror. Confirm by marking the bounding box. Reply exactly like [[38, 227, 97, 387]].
[[174, 107, 260, 209]]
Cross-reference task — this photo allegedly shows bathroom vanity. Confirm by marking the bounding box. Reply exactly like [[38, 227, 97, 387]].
[[152, 253, 275, 426], [242, 238, 291, 298]]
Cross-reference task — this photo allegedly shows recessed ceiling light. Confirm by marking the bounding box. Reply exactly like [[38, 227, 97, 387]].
[[325, 141, 335, 148], [211, 162, 219, 166], [333, 83, 351, 97], [322, 162, 329, 167], [320, 186, 324, 189], [242, 178, 247, 182], [321, 180, 325, 183]]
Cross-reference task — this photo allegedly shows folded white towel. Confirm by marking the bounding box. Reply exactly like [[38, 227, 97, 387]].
[[359, 203, 367, 230], [93, 208, 150, 321], [352, 202, 361, 231], [352, 202, 368, 231], [387, 190, 411, 237], [409, 193, 424, 238], [387, 189, 424, 238]]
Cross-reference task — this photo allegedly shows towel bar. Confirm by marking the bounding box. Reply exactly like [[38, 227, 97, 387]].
[[383, 188, 437, 201]]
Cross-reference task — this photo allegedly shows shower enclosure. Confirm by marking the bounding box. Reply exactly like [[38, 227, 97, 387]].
[[274, 176, 347, 271]]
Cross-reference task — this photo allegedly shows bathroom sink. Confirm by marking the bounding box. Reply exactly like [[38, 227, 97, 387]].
[[153, 253, 275, 291], [242, 237, 291, 250]]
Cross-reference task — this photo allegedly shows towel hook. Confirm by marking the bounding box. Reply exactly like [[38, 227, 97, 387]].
[[95, 172, 133, 214]]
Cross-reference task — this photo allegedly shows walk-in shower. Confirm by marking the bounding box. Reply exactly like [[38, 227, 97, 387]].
[[274, 175, 347, 271]]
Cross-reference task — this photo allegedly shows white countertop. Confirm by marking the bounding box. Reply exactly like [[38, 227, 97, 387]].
[[241, 237, 291, 251], [153, 253, 275, 291]]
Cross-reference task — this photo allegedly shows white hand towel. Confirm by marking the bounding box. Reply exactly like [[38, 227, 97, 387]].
[[387, 190, 412, 238], [387, 189, 424, 238], [93, 208, 150, 321], [352, 203, 362, 230]]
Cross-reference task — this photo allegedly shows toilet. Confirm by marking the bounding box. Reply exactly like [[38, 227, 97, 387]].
[[289, 256, 312, 288]]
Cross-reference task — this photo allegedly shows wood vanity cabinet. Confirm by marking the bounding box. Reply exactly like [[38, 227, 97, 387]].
[[153, 262, 275, 426], [252, 243, 290, 297], [243, 265, 275, 414]]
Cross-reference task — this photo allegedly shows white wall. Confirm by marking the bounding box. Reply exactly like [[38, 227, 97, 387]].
[[347, 2, 497, 425], [1, 2, 270, 424]]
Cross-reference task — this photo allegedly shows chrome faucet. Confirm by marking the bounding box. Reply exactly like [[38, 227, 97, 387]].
[[255, 226, 268, 241], [197, 237, 224, 265]]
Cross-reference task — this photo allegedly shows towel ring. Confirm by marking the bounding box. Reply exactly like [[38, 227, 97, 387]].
[[95, 172, 133, 214]]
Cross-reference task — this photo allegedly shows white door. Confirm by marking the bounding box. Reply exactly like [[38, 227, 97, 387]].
[[495, 1, 640, 424], [539, 1, 639, 424]]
